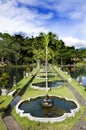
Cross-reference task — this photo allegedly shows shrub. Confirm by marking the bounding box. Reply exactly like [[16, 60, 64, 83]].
[[0, 73, 10, 89]]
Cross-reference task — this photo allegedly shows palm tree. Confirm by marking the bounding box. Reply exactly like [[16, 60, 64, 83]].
[[40, 32, 50, 92]]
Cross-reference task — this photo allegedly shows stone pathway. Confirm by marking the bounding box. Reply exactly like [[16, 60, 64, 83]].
[[66, 83, 86, 130], [2, 95, 22, 130], [53, 67, 86, 130], [2, 67, 86, 130], [66, 83, 86, 106], [2, 73, 37, 130], [71, 110, 86, 130], [3, 115, 22, 130]]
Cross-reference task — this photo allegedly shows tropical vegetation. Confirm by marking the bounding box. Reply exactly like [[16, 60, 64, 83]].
[[0, 32, 86, 67]]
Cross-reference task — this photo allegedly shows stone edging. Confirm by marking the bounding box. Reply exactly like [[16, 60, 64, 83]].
[[31, 83, 62, 90], [16, 95, 80, 123]]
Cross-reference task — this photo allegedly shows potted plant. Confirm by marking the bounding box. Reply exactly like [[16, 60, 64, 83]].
[[0, 73, 10, 95]]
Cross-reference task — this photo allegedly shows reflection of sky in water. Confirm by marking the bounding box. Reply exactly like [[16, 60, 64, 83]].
[[77, 76, 86, 86]]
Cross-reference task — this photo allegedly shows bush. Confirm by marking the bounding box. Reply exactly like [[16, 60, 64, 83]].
[[0, 73, 10, 89]]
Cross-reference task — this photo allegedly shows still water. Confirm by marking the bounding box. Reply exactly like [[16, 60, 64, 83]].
[[0, 65, 86, 88], [19, 96, 77, 117], [68, 65, 86, 86], [0, 66, 25, 88]]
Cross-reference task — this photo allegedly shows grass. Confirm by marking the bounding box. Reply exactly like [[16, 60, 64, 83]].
[[9, 67, 38, 92], [13, 105, 83, 130], [12, 66, 84, 130], [54, 66, 86, 100], [0, 67, 38, 130], [21, 84, 77, 100], [82, 115, 86, 122], [9, 76, 32, 92], [0, 114, 6, 130], [0, 66, 85, 130], [0, 96, 13, 130]]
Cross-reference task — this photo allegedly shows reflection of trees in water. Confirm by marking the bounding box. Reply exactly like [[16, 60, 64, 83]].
[[78, 74, 82, 84], [44, 106, 65, 117], [63, 66, 86, 86], [0, 67, 24, 88], [61, 66, 86, 86], [68, 66, 86, 79]]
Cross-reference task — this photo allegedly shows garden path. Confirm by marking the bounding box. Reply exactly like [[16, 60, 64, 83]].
[[66, 82, 86, 130], [56, 68, 86, 130], [3, 115, 22, 130], [2, 73, 37, 130]]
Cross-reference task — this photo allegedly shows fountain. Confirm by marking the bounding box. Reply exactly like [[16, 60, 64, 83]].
[[16, 33, 80, 122], [16, 95, 80, 122], [41, 94, 52, 107]]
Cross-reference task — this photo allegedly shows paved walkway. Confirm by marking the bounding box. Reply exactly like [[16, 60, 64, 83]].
[[2, 68, 86, 130], [2, 73, 37, 130], [2, 96, 22, 130], [66, 83, 86, 106], [66, 83, 86, 130], [3, 115, 22, 130], [71, 110, 86, 130], [53, 67, 86, 130]]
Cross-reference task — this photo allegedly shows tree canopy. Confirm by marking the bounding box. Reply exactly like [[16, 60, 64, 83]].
[[0, 32, 84, 66]]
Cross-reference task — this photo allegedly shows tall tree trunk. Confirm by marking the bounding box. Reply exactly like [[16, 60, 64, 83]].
[[45, 46, 48, 92]]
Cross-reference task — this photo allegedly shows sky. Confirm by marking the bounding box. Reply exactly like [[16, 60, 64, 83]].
[[0, 0, 86, 48]]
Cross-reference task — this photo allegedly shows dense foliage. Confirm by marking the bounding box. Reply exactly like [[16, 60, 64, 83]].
[[0, 32, 85, 66], [0, 73, 10, 88]]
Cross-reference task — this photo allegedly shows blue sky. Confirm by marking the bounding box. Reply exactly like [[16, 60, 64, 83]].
[[0, 0, 86, 48]]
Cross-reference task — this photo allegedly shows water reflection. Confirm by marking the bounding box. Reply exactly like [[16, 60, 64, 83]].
[[62, 65, 86, 87], [19, 96, 77, 117], [0, 67, 25, 88]]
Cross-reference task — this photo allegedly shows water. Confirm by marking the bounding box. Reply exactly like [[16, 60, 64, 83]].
[[69, 65, 86, 86], [32, 80, 64, 88], [0, 66, 25, 88], [19, 96, 77, 117], [37, 75, 56, 78], [61, 65, 86, 87]]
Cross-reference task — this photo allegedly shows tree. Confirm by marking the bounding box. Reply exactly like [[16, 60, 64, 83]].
[[0, 73, 10, 89], [39, 32, 50, 92], [80, 49, 86, 61], [0, 33, 13, 63]]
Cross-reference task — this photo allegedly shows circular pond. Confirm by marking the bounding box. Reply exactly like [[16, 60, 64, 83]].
[[16, 95, 79, 122]]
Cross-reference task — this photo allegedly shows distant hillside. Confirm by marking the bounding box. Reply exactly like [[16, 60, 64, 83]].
[[78, 48, 86, 51]]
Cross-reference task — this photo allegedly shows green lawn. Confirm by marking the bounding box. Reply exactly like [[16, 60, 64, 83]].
[[0, 114, 6, 130], [12, 66, 84, 130], [12, 85, 84, 130], [54, 66, 86, 100], [13, 106, 83, 130], [0, 67, 38, 130], [0, 96, 13, 130], [0, 66, 85, 130]]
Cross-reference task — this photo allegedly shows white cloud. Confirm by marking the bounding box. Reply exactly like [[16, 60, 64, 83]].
[[0, 0, 50, 36], [61, 37, 86, 48], [0, 0, 86, 49]]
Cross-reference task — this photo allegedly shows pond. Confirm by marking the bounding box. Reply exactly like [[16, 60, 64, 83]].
[[70, 65, 86, 86], [62, 65, 86, 87], [37, 75, 57, 79], [31, 80, 64, 89], [18, 96, 77, 118]]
